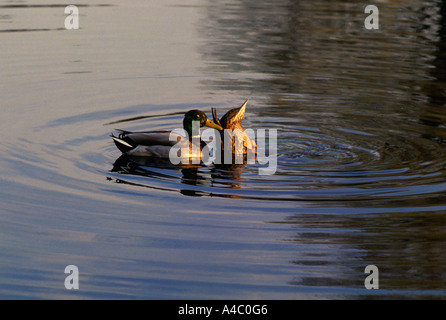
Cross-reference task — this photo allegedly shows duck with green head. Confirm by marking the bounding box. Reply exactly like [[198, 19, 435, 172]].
[[111, 109, 223, 158]]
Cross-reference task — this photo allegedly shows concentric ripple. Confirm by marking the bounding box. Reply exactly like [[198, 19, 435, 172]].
[[74, 102, 446, 208], [3, 100, 442, 208]]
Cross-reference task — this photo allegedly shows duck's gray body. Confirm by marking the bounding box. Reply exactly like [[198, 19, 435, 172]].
[[111, 130, 184, 157]]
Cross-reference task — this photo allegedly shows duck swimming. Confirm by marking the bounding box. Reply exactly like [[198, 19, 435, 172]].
[[111, 110, 223, 158]]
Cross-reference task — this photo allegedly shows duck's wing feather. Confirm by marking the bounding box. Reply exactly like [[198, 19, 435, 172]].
[[211, 108, 222, 128], [117, 130, 182, 146], [112, 130, 185, 155]]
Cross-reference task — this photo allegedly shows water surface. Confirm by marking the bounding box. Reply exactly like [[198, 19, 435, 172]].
[[1, 0, 446, 299]]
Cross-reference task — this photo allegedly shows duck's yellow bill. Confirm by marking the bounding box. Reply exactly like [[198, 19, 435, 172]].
[[204, 118, 223, 131]]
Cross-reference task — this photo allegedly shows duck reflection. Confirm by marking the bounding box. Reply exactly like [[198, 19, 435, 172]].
[[109, 153, 247, 198]]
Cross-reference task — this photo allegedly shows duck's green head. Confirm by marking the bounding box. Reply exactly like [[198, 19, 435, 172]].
[[183, 110, 223, 136]]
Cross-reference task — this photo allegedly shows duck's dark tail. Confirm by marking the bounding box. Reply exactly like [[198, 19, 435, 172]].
[[111, 131, 136, 154], [211, 108, 222, 128]]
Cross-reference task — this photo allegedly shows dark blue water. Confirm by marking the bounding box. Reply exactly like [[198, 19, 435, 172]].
[[1, 0, 446, 299]]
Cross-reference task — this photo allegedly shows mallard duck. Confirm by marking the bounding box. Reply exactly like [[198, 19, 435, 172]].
[[111, 110, 223, 158], [212, 99, 257, 156]]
